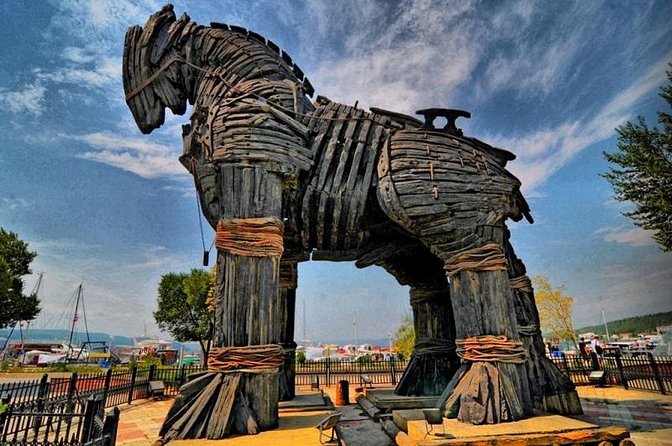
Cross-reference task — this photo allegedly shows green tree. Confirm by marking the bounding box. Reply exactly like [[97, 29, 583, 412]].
[[0, 228, 40, 328], [533, 276, 577, 347], [603, 65, 672, 251], [154, 268, 214, 360], [393, 314, 415, 360]]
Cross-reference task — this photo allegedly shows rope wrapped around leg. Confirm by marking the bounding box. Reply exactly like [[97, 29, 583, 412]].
[[208, 344, 285, 372], [280, 342, 297, 359], [516, 325, 541, 337], [216, 217, 284, 257], [445, 243, 507, 277], [413, 337, 456, 356], [409, 288, 445, 306], [456, 336, 527, 364], [509, 275, 533, 291]]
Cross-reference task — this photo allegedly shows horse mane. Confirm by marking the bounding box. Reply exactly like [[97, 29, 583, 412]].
[[209, 22, 314, 97]]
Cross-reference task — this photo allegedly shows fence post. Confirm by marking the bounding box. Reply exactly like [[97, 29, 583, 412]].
[[37, 373, 49, 404], [102, 368, 113, 407], [1, 404, 12, 443], [390, 357, 396, 385], [561, 354, 571, 379], [614, 351, 628, 390], [648, 352, 666, 395], [128, 365, 137, 404], [0, 392, 11, 437], [325, 358, 331, 387], [33, 374, 49, 435], [148, 364, 156, 381], [67, 372, 78, 413], [82, 394, 103, 442], [103, 406, 121, 446]]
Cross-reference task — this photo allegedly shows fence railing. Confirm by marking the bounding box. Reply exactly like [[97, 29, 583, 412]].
[[0, 392, 119, 446], [0, 364, 203, 443], [550, 352, 671, 394], [295, 358, 408, 387]]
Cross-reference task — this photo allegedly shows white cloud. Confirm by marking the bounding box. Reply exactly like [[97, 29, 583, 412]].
[[485, 55, 670, 194], [483, 32, 582, 98], [595, 226, 657, 247], [0, 83, 47, 116], [62, 46, 96, 63], [35, 56, 121, 90], [65, 131, 187, 179], [1, 196, 30, 210], [308, 0, 481, 113], [48, 0, 146, 41]]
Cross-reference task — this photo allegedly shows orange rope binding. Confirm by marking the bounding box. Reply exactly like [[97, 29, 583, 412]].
[[216, 217, 284, 257], [456, 335, 527, 364], [509, 275, 532, 290], [208, 344, 285, 372], [444, 243, 507, 276]]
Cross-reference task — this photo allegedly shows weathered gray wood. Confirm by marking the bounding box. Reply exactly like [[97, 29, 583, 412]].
[[278, 260, 297, 401], [125, 7, 580, 439], [442, 263, 534, 423], [504, 233, 582, 415]]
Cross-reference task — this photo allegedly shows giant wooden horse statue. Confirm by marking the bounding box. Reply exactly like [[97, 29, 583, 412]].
[[123, 5, 581, 440]]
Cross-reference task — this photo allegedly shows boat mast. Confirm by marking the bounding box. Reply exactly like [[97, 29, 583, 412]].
[[602, 308, 610, 341], [67, 283, 83, 352], [24, 272, 44, 341]]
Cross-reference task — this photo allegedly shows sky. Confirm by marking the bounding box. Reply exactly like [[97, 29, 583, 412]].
[[1, 0, 671, 344]]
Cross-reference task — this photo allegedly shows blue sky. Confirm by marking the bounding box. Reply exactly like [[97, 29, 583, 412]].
[[1, 0, 671, 342]]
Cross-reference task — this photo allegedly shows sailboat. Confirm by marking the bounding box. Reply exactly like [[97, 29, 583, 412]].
[[3, 281, 111, 366], [0, 273, 68, 365], [64, 283, 112, 365]]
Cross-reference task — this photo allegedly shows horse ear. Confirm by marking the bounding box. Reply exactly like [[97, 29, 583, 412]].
[[140, 6, 177, 65]]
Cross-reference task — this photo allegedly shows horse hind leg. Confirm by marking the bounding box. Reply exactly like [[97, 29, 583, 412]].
[[357, 242, 460, 396], [503, 231, 582, 415], [423, 223, 535, 423]]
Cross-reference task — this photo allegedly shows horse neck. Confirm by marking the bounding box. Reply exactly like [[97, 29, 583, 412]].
[[188, 28, 300, 110]]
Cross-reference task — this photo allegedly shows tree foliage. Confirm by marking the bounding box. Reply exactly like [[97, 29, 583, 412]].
[[603, 65, 672, 251], [0, 228, 40, 328], [154, 268, 214, 359], [393, 314, 415, 360], [533, 275, 577, 346]]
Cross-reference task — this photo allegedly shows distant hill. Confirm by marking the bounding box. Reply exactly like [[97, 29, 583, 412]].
[[0, 328, 202, 352], [0, 328, 134, 346], [576, 311, 672, 336]]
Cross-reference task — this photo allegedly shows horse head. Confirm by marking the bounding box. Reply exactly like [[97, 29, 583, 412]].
[[123, 5, 190, 134]]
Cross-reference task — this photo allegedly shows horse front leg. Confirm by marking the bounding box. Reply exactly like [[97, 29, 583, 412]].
[[158, 163, 286, 441]]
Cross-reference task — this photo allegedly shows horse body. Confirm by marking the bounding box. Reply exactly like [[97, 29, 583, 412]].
[[123, 5, 581, 438]]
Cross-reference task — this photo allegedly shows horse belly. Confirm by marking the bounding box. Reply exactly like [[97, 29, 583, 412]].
[[299, 100, 390, 254]]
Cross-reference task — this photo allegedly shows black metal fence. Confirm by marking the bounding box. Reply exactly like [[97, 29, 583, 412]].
[[295, 358, 408, 387], [0, 392, 119, 446], [0, 364, 203, 444], [550, 352, 672, 394]]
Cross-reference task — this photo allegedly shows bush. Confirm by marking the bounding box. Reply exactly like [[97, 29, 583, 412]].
[[356, 354, 373, 365]]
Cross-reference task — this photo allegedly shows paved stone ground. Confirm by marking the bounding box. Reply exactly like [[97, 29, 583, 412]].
[[114, 385, 672, 446], [574, 386, 672, 446]]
